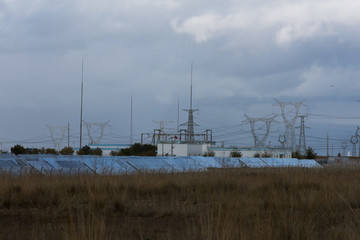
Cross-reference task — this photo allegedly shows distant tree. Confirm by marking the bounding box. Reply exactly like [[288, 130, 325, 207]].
[[230, 151, 242, 158], [90, 148, 102, 156], [45, 148, 58, 155], [261, 152, 271, 158], [77, 145, 102, 156], [292, 147, 318, 159], [38, 148, 46, 154], [28, 148, 40, 154], [109, 150, 118, 156], [292, 150, 303, 159], [203, 150, 215, 157], [59, 147, 74, 155], [305, 147, 317, 159], [254, 153, 261, 158], [113, 143, 157, 156], [11, 145, 27, 155], [77, 145, 92, 155]]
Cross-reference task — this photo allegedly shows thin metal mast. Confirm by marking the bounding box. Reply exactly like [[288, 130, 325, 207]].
[[190, 63, 193, 110], [177, 98, 179, 133], [187, 62, 196, 141], [130, 95, 133, 145], [68, 122, 70, 148], [297, 115, 308, 155], [180, 63, 199, 142], [80, 58, 84, 149], [326, 133, 329, 157]]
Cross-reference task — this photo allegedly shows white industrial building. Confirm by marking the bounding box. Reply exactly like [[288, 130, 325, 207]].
[[157, 142, 212, 156], [157, 142, 292, 158]]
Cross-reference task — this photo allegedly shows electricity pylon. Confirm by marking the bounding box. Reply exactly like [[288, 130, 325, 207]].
[[355, 127, 360, 157], [278, 134, 286, 148], [274, 99, 307, 152], [243, 114, 277, 148], [350, 135, 358, 157], [341, 141, 348, 156], [296, 115, 309, 155], [46, 124, 67, 150], [83, 121, 110, 144], [180, 62, 199, 142]]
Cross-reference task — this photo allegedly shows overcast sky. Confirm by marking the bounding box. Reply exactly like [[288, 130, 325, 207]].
[[1, 0, 360, 155]]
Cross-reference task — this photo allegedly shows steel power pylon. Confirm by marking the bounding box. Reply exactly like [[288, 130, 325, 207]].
[[341, 141, 348, 156], [356, 127, 360, 157], [46, 124, 67, 150], [180, 63, 199, 143], [297, 115, 310, 155], [350, 135, 358, 157], [278, 134, 286, 148], [83, 121, 110, 144], [274, 99, 307, 152], [243, 114, 277, 148]]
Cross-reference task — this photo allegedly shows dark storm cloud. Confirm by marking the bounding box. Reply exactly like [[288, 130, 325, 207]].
[[0, 0, 360, 153]]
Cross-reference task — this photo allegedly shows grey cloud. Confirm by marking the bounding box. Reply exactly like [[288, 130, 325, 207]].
[[0, 0, 359, 154]]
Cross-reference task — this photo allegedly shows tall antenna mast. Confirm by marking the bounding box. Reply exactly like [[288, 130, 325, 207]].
[[180, 62, 199, 142], [177, 98, 180, 133], [190, 62, 193, 109], [80, 58, 84, 149], [130, 94, 133, 145]]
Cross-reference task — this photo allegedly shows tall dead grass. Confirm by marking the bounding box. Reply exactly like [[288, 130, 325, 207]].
[[0, 167, 359, 239]]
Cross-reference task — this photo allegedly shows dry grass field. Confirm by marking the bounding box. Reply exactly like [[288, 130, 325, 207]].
[[0, 167, 359, 239]]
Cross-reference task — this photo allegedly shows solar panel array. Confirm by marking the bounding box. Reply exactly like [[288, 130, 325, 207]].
[[0, 154, 322, 175]]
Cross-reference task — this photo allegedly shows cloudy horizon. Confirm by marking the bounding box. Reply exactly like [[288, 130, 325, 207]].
[[1, 0, 360, 155]]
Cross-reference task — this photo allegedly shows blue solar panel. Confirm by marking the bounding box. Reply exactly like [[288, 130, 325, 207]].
[[0, 161, 13, 168], [213, 157, 246, 168], [297, 159, 322, 168], [239, 158, 268, 168], [261, 158, 295, 167], [82, 156, 132, 174], [2, 155, 322, 175], [162, 157, 192, 171], [27, 161, 54, 173], [124, 156, 174, 172]]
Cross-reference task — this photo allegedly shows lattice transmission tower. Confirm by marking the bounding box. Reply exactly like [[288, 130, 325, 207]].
[[278, 134, 286, 148], [296, 115, 310, 155], [355, 127, 360, 157], [83, 121, 110, 144], [341, 141, 348, 156], [350, 135, 358, 157], [243, 114, 277, 148], [46, 124, 67, 150], [273, 99, 307, 152], [180, 63, 199, 142]]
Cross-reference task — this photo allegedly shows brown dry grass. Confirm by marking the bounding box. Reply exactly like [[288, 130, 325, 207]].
[[0, 167, 359, 239]]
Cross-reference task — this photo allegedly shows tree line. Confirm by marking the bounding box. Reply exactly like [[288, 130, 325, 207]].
[[9, 143, 157, 157], [10, 144, 103, 156]]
